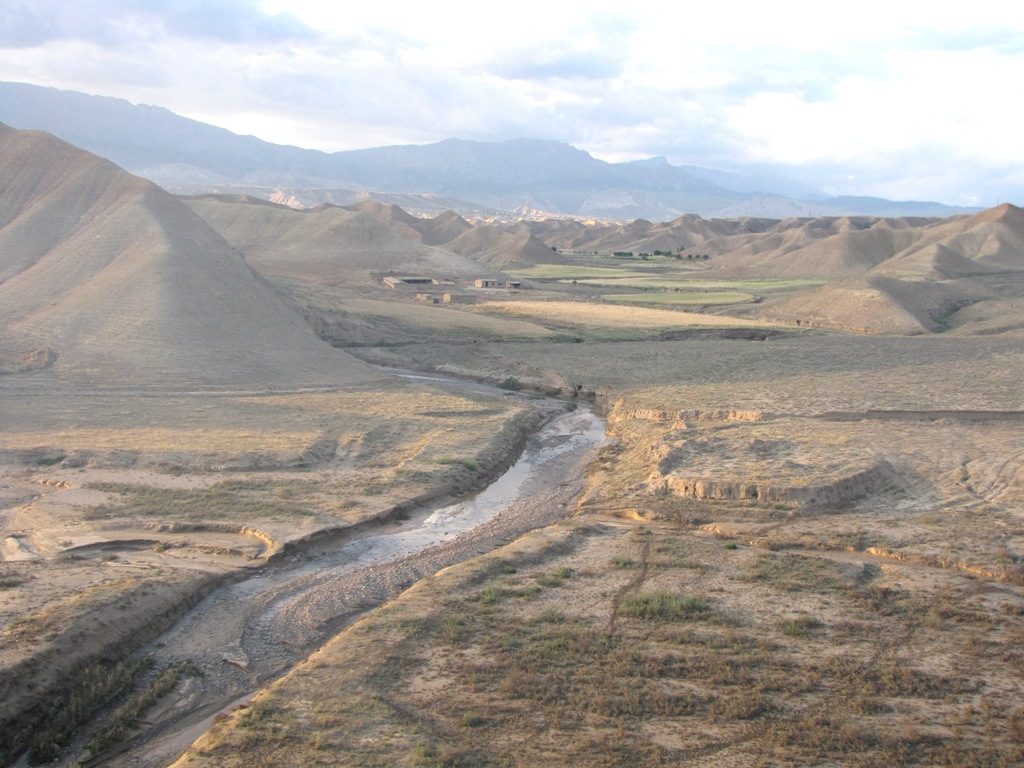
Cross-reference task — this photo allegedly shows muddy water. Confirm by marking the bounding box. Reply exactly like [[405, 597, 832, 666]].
[[297, 403, 605, 568], [85, 375, 605, 768]]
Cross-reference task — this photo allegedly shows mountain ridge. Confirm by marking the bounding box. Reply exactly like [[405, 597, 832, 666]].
[[0, 81, 979, 221]]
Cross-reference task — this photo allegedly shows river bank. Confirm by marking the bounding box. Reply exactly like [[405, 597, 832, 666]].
[[57, 376, 605, 767]]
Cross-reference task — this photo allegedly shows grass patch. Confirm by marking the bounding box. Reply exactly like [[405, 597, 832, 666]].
[[314, 295, 553, 338], [742, 553, 847, 593], [27, 658, 151, 764], [481, 300, 773, 331], [619, 591, 712, 621], [534, 567, 573, 588], [779, 615, 823, 637], [86, 661, 200, 755]]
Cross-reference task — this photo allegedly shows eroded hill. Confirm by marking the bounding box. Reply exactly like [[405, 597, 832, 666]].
[[0, 124, 381, 387]]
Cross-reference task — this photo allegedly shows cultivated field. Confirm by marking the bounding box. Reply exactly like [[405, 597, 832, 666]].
[[477, 300, 779, 331], [601, 291, 755, 306], [293, 288, 555, 342], [509, 265, 657, 280]]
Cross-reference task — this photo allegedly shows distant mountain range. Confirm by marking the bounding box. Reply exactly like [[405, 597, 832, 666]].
[[0, 81, 980, 221]]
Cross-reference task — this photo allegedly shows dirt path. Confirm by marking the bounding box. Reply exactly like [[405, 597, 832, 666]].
[[81, 401, 605, 768]]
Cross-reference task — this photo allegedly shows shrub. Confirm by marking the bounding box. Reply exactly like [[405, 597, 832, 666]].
[[779, 615, 823, 637], [86, 663, 188, 755], [619, 592, 712, 621], [28, 659, 149, 763]]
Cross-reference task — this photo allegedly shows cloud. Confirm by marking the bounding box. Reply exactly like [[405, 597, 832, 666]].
[[1, 0, 1023, 205], [0, 0, 312, 48], [494, 49, 624, 82]]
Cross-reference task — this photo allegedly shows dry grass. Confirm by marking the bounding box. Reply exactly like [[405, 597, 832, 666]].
[[0, 386, 513, 455], [508, 265, 654, 279], [169, 511, 1024, 768], [477, 300, 777, 329], [169, 327, 1024, 767], [81, 480, 318, 522], [0, 426, 320, 455], [601, 291, 755, 306], [352, 334, 1024, 412], [334, 298, 554, 339]]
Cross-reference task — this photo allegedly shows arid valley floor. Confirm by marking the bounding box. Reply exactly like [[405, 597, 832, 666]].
[[1, 123, 1023, 767]]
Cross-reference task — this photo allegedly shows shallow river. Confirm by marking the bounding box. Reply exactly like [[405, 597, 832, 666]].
[[82, 372, 606, 767]]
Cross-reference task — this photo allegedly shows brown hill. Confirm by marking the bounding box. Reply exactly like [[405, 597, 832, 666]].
[[342, 199, 425, 241], [765, 275, 986, 334], [875, 203, 1024, 274], [0, 124, 380, 386], [526, 214, 781, 255], [417, 210, 473, 246], [511, 205, 1024, 335], [444, 224, 562, 268], [185, 196, 491, 284], [711, 207, 1024, 282]]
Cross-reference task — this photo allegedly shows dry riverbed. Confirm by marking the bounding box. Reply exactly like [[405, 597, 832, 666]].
[[0, 372, 583, 765]]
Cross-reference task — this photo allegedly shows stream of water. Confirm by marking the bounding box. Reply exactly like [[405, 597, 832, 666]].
[[79, 371, 606, 767]]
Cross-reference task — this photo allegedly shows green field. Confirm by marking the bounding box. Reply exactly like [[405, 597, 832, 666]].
[[508, 265, 655, 280], [602, 291, 755, 306], [565, 277, 825, 290]]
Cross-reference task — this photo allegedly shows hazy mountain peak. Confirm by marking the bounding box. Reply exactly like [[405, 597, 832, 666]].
[[628, 155, 671, 167], [0, 81, 985, 221]]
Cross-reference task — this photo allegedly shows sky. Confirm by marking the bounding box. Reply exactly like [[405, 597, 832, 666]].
[[1, 0, 1023, 205]]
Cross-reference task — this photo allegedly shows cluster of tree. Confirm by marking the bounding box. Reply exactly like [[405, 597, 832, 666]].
[[611, 249, 710, 260]]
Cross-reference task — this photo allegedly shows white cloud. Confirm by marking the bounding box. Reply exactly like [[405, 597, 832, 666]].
[[1, 0, 1023, 204]]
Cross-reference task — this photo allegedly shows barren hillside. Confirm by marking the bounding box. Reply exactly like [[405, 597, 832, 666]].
[[185, 196, 491, 284], [445, 223, 562, 268], [0, 124, 381, 386]]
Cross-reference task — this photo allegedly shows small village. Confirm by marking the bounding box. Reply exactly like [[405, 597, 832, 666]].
[[381, 274, 523, 304]]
